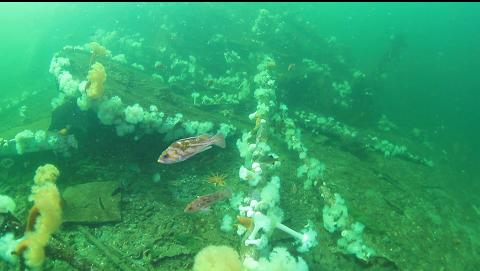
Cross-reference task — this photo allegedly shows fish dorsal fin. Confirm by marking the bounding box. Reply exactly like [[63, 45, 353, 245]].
[[181, 136, 201, 141], [198, 134, 210, 140], [187, 135, 211, 147]]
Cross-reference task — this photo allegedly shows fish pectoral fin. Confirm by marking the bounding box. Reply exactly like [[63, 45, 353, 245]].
[[199, 207, 211, 213]]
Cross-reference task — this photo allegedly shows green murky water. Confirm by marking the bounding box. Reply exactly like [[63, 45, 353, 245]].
[[0, 3, 479, 271]]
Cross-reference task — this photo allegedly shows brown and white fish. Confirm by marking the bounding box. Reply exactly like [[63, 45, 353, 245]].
[[184, 189, 232, 213], [158, 133, 226, 164]]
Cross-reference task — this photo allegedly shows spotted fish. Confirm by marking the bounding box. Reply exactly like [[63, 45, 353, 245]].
[[157, 133, 225, 164], [184, 189, 232, 213]]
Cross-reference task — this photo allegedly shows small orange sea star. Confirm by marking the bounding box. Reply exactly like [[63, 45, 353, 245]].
[[207, 173, 227, 186]]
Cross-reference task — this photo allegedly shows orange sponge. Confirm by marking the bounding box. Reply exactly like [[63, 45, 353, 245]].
[[86, 62, 106, 99], [15, 164, 62, 269], [193, 245, 244, 271]]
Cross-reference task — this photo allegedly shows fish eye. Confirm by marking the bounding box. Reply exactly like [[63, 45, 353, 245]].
[[164, 153, 169, 158]]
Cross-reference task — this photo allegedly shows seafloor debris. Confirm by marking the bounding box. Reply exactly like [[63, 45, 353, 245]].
[[63, 181, 122, 223]]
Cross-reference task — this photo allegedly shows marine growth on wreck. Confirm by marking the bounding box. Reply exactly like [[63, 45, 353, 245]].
[[0, 3, 479, 271]]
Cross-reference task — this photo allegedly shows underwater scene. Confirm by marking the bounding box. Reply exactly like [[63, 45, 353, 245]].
[[0, 2, 479, 271]]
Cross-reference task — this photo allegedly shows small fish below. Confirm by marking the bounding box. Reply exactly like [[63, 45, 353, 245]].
[[158, 133, 226, 164], [184, 189, 232, 213]]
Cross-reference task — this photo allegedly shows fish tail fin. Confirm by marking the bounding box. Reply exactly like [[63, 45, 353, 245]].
[[213, 133, 226, 148]]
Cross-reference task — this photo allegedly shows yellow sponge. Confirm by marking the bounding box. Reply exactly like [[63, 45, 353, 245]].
[[86, 62, 106, 99], [16, 164, 62, 269], [193, 245, 243, 271], [33, 164, 59, 185]]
